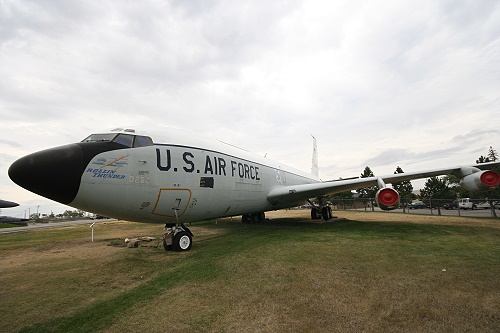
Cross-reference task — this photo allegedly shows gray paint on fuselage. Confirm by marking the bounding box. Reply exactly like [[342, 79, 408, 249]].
[[71, 140, 319, 224]]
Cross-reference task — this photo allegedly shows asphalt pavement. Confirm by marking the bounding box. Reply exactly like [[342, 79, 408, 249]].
[[0, 218, 115, 234], [353, 207, 499, 218]]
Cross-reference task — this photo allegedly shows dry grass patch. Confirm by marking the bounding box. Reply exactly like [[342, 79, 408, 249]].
[[103, 219, 499, 333], [0, 221, 223, 333]]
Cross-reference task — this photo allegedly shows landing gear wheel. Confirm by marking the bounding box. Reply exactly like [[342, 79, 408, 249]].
[[322, 206, 332, 221], [257, 212, 266, 222], [242, 214, 249, 224], [173, 231, 192, 252], [311, 208, 321, 220]]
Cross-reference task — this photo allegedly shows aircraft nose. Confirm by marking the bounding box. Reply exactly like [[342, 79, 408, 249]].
[[9, 144, 84, 204]]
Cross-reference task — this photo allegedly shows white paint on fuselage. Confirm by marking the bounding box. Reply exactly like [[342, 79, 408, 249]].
[[71, 127, 320, 223]]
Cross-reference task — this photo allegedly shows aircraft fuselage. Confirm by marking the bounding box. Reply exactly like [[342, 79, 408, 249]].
[[77, 142, 318, 223], [9, 128, 320, 224]]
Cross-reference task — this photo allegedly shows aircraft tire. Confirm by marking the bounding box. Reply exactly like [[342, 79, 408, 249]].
[[322, 207, 332, 221], [259, 212, 266, 221], [311, 208, 320, 220], [173, 231, 192, 251]]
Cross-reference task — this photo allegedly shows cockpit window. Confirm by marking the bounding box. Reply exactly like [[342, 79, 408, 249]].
[[81, 133, 153, 148], [133, 135, 154, 147], [81, 133, 117, 142], [113, 134, 135, 147]]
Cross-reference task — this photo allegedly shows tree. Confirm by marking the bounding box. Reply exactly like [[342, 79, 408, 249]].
[[487, 146, 499, 162], [476, 146, 498, 164], [63, 210, 81, 218], [392, 166, 415, 211], [442, 174, 466, 198], [357, 166, 377, 211], [419, 177, 454, 215], [476, 155, 489, 164]]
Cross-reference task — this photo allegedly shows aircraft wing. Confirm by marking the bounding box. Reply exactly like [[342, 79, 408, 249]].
[[267, 161, 500, 205]]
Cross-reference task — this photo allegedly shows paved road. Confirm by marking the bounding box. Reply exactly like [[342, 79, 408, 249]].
[[0, 218, 115, 234]]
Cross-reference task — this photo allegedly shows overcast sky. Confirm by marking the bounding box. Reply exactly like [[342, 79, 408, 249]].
[[1, 0, 499, 217]]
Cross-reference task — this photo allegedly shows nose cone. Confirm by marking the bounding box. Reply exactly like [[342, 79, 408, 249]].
[[9, 144, 84, 204], [0, 199, 19, 208]]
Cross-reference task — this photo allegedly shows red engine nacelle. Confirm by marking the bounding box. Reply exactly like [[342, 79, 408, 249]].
[[375, 187, 400, 210], [460, 170, 500, 192]]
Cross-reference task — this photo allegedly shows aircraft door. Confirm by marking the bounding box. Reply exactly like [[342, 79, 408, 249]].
[[151, 188, 192, 218]]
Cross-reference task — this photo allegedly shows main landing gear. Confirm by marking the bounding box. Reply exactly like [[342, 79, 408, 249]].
[[311, 206, 332, 220], [242, 212, 266, 223], [163, 223, 193, 252], [309, 198, 333, 221]]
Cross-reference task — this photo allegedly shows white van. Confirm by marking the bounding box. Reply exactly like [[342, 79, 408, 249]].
[[458, 198, 476, 210]]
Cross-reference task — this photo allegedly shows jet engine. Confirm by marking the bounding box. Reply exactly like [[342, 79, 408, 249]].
[[460, 170, 500, 192], [375, 187, 400, 210]]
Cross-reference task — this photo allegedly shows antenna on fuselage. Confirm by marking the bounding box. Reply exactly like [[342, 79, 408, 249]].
[[311, 134, 319, 178]]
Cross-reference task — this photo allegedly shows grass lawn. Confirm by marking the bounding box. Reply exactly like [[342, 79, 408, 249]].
[[0, 210, 498, 333]]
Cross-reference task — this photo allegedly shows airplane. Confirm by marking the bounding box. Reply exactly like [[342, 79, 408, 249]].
[[0, 199, 19, 208], [0, 216, 29, 226], [8, 127, 500, 252], [0, 199, 27, 226]]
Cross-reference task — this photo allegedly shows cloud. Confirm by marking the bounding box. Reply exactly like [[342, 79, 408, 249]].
[[1, 0, 499, 213], [0, 139, 21, 148]]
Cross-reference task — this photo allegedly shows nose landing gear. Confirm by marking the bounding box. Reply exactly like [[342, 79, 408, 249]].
[[163, 223, 193, 252]]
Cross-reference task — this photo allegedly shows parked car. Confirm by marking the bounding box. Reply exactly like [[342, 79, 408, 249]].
[[458, 198, 477, 210], [90, 215, 108, 219], [443, 201, 458, 210], [408, 202, 426, 209], [476, 202, 492, 209], [475, 201, 500, 209]]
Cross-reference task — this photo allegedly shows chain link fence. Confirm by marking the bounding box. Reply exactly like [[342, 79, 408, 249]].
[[327, 198, 500, 218]]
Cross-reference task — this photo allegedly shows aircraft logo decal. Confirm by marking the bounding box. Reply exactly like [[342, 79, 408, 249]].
[[85, 154, 130, 180], [275, 169, 283, 185]]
